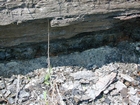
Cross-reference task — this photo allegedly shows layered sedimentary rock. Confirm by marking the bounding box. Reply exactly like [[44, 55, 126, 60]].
[[0, 0, 140, 60]]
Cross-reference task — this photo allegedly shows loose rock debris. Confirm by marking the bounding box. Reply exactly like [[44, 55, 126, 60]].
[[0, 63, 140, 105]]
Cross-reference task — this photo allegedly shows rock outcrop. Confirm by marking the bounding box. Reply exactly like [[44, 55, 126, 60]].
[[0, 0, 140, 46], [0, 1, 140, 104], [0, 0, 140, 60]]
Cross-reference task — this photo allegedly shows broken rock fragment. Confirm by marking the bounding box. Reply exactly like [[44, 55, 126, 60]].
[[129, 94, 140, 105], [120, 88, 128, 97], [86, 72, 116, 100], [70, 70, 95, 80], [115, 81, 127, 92], [128, 87, 137, 95], [121, 74, 134, 82]]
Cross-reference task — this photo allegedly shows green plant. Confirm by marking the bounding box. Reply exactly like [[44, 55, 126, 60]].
[[44, 66, 52, 85], [44, 73, 50, 85], [43, 91, 49, 105], [43, 91, 47, 101]]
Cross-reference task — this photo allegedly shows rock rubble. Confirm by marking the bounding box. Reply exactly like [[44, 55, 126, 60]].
[[0, 62, 139, 105]]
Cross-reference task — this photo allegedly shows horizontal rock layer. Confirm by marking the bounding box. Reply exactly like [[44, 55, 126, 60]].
[[0, 0, 140, 60], [0, 0, 140, 47]]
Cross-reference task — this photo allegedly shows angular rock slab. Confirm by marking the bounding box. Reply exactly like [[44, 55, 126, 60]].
[[70, 70, 95, 80], [115, 81, 127, 92], [121, 74, 134, 82], [86, 72, 116, 100]]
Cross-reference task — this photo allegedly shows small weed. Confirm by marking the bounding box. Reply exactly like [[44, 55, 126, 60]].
[[44, 67, 52, 85], [27, 76, 31, 81], [44, 73, 50, 85], [43, 91, 47, 101], [43, 91, 49, 105]]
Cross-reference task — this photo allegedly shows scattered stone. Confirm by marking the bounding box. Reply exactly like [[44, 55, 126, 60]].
[[104, 84, 115, 94], [120, 88, 128, 97], [87, 72, 116, 100], [104, 89, 109, 94], [115, 81, 127, 92], [104, 97, 111, 104], [4, 90, 11, 98], [19, 89, 30, 102], [0, 62, 140, 105], [70, 70, 95, 80], [62, 81, 80, 90], [55, 73, 66, 83], [110, 89, 119, 96], [123, 97, 129, 105], [0, 81, 5, 90], [8, 97, 14, 104], [81, 95, 90, 101], [80, 79, 90, 84], [121, 74, 134, 82], [129, 95, 140, 105], [128, 87, 137, 95]]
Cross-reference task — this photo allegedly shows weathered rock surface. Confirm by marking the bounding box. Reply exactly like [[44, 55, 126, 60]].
[[0, 0, 140, 52], [0, 1, 139, 105], [0, 41, 139, 77], [0, 41, 139, 105]]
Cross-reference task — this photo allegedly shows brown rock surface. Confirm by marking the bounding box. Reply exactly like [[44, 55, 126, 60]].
[[0, 0, 140, 47]]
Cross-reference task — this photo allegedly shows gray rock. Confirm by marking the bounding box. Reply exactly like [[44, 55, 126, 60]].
[[104, 84, 115, 94], [73, 95, 81, 103], [86, 72, 116, 100], [4, 90, 11, 97], [110, 89, 119, 96], [8, 97, 14, 104], [104, 97, 111, 104], [104, 89, 109, 95], [94, 72, 116, 88], [80, 79, 90, 84], [129, 95, 140, 105], [115, 81, 127, 92], [62, 81, 80, 90], [70, 70, 95, 80], [120, 88, 128, 97], [81, 95, 91, 101], [121, 74, 134, 82], [123, 97, 129, 105], [128, 87, 137, 95], [1, 89, 6, 94], [86, 88, 96, 100], [19, 89, 30, 99], [0, 81, 5, 90], [55, 73, 66, 83]]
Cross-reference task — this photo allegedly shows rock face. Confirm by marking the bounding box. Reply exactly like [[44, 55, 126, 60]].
[[0, 1, 140, 105], [0, 1, 140, 60], [0, 41, 140, 77], [0, 0, 140, 52]]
